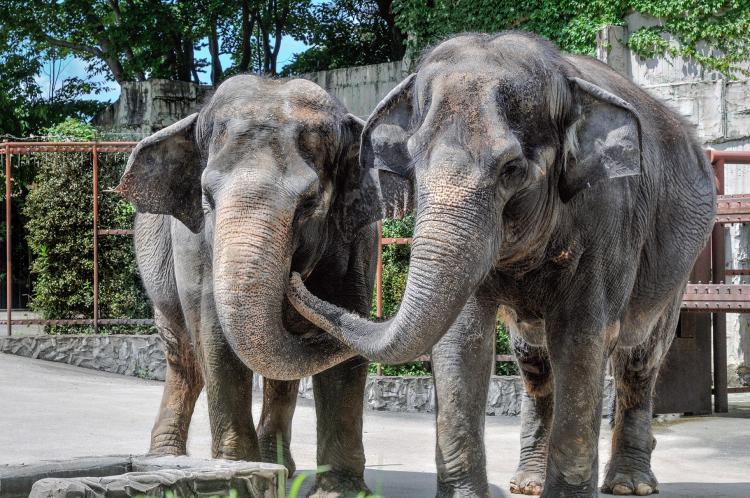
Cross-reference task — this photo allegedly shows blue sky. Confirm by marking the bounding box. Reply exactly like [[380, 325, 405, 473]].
[[37, 35, 311, 104]]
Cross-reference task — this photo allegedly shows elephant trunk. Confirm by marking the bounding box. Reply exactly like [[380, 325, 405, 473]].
[[289, 188, 497, 364], [213, 185, 353, 380]]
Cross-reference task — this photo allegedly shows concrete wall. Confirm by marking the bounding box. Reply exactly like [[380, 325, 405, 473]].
[[94, 79, 211, 135], [300, 60, 409, 118]]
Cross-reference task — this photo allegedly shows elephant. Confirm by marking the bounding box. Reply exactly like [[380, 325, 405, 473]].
[[288, 32, 716, 497], [115, 74, 384, 497]]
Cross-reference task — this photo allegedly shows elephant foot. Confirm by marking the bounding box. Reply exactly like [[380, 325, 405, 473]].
[[436, 480, 490, 498], [148, 433, 187, 457], [510, 468, 544, 495], [146, 444, 186, 457], [258, 435, 296, 477], [601, 460, 658, 496], [306, 472, 369, 498]]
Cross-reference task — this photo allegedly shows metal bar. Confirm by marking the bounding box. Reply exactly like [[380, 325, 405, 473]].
[[725, 269, 750, 276], [726, 386, 750, 394], [92, 143, 99, 333], [375, 221, 383, 376], [712, 158, 729, 413], [5, 145, 10, 336], [707, 149, 750, 164], [381, 237, 412, 245], [98, 229, 134, 236], [0, 318, 154, 326]]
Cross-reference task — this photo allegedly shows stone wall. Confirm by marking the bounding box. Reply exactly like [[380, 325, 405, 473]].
[[1, 335, 620, 416], [0, 335, 165, 381]]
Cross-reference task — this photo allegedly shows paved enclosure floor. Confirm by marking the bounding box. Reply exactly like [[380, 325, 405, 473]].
[[1, 353, 749, 497]]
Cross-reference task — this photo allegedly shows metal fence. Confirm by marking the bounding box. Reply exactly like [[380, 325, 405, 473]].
[[1, 141, 144, 334]]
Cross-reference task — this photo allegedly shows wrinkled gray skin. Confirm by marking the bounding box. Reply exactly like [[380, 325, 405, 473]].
[[288, 32, 716, 497], [116, 74, 383, 497]]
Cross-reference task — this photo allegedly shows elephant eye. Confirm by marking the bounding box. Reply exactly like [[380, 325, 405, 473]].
[[501, 158, 525, 180], [202, 187, 215, 211], [296, 193, 319, 219]]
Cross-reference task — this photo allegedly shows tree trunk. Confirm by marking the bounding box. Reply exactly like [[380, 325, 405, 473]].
[[208, 18, 223, 85], [238, 0, 254, 72]]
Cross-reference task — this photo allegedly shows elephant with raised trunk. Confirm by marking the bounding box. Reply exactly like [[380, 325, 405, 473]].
[[289, 32, 716, 497], [116, 74, 382, 497]]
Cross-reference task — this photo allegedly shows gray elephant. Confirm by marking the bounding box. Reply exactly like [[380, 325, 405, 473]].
[[288, 32, 716, 497], [116, 74, 382, 496]]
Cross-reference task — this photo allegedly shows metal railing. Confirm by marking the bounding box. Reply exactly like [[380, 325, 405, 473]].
[[1, 141, 143, 334]]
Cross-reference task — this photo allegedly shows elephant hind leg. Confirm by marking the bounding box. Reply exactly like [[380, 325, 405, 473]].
[[149, 309, 204, 456], [601, 298, 679, 496], [257, 378, 299, 476], [510, 334, 552, 496]]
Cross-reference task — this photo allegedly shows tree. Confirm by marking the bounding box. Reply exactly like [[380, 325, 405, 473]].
[[283, 0, 406, 75], [1, 0, 313, 87]]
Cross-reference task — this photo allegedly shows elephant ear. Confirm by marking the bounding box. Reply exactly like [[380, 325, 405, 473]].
[[115, 113, 204, 233], [332, 113, 384, 241], [359, 74, 417, 219], [559, 77, 642, 202]]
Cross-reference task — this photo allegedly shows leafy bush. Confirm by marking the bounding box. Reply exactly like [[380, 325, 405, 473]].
[[369, 213, 517, 376], [23, 119, 153, 334]]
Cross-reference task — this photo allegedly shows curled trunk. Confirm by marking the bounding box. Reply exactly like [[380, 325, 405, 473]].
[[213, 191, 353, 380], [289, 198, 496, 364]]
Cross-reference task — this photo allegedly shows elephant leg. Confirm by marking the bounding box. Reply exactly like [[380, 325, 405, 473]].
[[149, 309, 204, 456], [257, 378, 300, 476], [432, 294, 497, 498], [510, 336, 552, 496], [307, 357, 369, 498], [601, 302, 678, 496], [542, 316, 608, 498], [199, 309, 260, 461]]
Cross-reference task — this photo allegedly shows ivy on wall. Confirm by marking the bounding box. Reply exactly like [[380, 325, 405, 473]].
[[394, 0, 750, 77]]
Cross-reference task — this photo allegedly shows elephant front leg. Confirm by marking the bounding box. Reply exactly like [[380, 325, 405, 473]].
[[257, 378, 300, 476], [307, 357, 369, 498], [200, 311, 260, 461], [432, 294, 497, 498], [149, 310, 204, 456], [543, 317, 608, 498], [510, 337, 553, 496]]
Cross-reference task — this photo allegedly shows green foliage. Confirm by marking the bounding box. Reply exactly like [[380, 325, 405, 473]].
[[369, 212, 517, 376], [23, 119, 152, 334], [394, 0, 750, 77], [282, 0, 405, 75]]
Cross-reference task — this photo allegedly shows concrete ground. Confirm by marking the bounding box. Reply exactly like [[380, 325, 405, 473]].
[[1, 354, 748, 498]]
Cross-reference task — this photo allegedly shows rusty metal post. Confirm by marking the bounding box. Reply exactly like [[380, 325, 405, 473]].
[[92, 143, 99, 333], [712, 158, 728, 413], [5, 145, 11, 336], [375, 221, 383, 376]]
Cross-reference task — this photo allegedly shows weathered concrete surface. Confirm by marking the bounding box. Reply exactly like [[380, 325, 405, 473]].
[[0, 335, 165, 381], [2, 355, 748, 498], [94, 79, 211, 135], [25, 457, 283, 498], [0, 456, 131, 498]]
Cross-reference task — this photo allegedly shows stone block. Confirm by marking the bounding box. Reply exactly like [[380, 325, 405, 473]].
[[2, 456, 283, 498]]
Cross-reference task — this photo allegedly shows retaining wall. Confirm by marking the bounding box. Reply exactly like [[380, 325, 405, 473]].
[[0, 335, 615, 417]]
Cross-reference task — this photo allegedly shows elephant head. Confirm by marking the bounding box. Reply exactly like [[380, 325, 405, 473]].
[[117, 75, 382, 379], [288, 32, 642, 363]]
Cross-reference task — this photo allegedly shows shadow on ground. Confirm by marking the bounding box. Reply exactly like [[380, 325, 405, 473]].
[[291, 471, 750, 498], [292, 469, 507, 497]]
